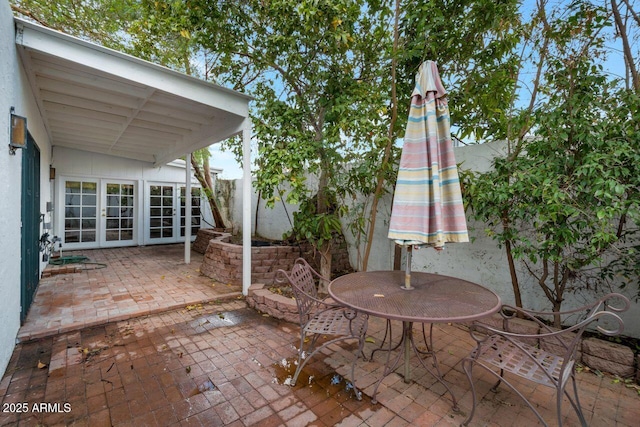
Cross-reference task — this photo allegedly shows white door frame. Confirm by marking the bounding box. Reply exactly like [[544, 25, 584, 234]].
[[100, 179, 137, 248], [57, 176, 138, 250]]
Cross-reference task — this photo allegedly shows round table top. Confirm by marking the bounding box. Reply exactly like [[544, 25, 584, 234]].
[[329, 271, 501, 323]]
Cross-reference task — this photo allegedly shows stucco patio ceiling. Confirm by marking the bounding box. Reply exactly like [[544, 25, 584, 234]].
[[14, 17, 251, 166]]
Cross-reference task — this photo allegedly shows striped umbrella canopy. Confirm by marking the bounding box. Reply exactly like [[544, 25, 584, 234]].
[[388, 61, 468, 289]]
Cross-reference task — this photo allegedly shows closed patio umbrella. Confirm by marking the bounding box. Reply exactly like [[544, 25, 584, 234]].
[[388, 60, 468, 290]]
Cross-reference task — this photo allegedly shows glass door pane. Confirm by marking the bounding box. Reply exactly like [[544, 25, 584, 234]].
[[102, 181, 135, 245], [148, 184, 176, 243], [64, 180, 97, 245], [180, 187, 202, 238]]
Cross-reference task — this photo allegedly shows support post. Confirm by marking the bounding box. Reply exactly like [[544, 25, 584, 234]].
[[184, 153, 192, 264], [242, 120, 252, 296]]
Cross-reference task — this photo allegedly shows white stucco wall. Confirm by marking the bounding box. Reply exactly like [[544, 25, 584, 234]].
[[224, 177, 304, 240], [52, 146, 214, 248], [228, 140, 639, 338], [0, 1, 54, 378], [0, 0, 22, 379]]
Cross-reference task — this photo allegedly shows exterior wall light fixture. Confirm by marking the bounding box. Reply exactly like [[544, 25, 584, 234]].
[[9, 106, 27, 155]]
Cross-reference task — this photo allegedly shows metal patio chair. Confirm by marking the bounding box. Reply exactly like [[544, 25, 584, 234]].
[[461, 293, 629, 427], [276, 258, 368, 398]]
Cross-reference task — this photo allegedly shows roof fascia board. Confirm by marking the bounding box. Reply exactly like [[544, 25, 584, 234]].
[[14, 18, 251, 118], [15, 24, 55, 143]]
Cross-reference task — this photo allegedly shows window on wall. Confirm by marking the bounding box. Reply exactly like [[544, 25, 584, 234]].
[[64, 181, 97, 243], [180, 187, 202, 237]]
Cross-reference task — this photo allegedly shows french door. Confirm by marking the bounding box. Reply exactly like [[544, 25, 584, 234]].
[[101, 181, 135, 247], [146, 183, 201, 244], [62, 178, 136, 249]]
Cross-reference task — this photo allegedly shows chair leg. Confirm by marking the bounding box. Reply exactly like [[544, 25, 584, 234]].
[[490, 368, 504, 392], [563, 374, 588, 427], [467, 361, 549, 426], [291, 332, 318, 386], [461, 358, 478, 426]]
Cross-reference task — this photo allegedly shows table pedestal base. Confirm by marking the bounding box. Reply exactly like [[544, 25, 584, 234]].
[[370, 321, 459, 412]]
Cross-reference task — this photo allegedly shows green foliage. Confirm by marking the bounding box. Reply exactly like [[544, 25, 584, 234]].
[[400, 0, 522, 141], [462, 2, 640, 309], [175, 0, 398, 268]]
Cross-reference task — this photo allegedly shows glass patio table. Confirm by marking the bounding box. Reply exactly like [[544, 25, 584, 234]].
[[329, 270, 501, 408]]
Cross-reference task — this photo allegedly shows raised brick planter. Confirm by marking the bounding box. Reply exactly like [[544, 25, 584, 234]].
[[246, 283, 299, 323], [196, 229, 351, 286], [198, 231, 311, 286]]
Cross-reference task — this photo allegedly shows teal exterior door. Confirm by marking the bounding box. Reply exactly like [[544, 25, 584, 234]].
[[21, 133, 40, 323]]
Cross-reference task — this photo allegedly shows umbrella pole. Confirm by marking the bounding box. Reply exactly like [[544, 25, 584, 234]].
[[403, 245, 414, 290]]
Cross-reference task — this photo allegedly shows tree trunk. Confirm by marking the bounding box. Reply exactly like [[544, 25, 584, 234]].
[[505, 239, 523, 309], [502, 215, 523, 309], [362, 0, 400, 271], [317, 241, 332, 293], [191, 154, 228, 229], [316, 167, 333, 284]]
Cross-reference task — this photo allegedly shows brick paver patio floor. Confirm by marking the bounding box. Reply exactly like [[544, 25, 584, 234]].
[[1, 246, 638, 426]]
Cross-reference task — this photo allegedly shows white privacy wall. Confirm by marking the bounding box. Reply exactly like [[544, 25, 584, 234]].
[[226, 140, 639, 338], [0, 0, 54, 377]]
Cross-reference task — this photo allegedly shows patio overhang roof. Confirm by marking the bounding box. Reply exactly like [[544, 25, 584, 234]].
[[14, 17, 254, 296], [14, 17, 252, 167]]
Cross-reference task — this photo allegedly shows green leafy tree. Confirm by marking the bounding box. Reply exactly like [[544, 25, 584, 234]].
[[159, 0, 396, 282], [460, 1, 640, 321]]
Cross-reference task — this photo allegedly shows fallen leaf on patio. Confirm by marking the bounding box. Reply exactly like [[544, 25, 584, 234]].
[[373, 294, 384, 298], [186, 366, 191, 374], [365, 337, 376, 343], [262, 314, 270, 317], [37, 360, 47, 369], [178, 352, 183, 358], [186, 275, 191, 278], [161, 275, 165, 280]]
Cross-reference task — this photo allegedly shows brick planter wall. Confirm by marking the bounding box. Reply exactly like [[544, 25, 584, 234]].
[[196, 229, 352, 286], [246, 283, 299, 324]]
